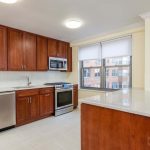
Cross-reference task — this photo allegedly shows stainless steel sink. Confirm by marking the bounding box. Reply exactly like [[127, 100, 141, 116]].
[[14, 85, 35, 89]]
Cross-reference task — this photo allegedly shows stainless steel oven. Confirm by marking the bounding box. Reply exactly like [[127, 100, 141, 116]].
[[55, 84, 73, 116]]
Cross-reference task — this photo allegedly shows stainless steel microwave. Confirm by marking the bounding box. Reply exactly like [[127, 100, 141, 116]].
[[49, 57, 67, 71]]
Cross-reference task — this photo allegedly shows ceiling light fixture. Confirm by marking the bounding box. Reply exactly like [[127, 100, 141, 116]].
[[65, 20, 82, 29], [0, 0, 17, 4]]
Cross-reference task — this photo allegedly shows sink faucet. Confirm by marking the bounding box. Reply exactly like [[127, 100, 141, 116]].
[[27, 76, 32, 86]]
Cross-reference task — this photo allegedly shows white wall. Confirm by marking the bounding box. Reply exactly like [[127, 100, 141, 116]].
[[132, 31, 145, 88], [0, 71, 67, 88]]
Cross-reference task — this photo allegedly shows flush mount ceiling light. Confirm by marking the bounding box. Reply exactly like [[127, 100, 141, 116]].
[[0, 0, 17, 4], [65, 20, 82, 29]]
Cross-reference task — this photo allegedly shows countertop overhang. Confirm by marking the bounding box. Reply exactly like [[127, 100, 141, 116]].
[[81, 88, 150, 117]]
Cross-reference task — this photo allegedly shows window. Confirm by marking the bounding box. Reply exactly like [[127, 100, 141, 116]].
[[83, 69, 90, 77], [112, 82, 119, 89], [79, 36, 132, 90], [81, 60, 101, 88], [105, 56, 131, 89]]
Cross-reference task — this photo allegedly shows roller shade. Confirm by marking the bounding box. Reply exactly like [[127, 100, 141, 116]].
[[102, 36, 132, 58], [79, 43, 101, 60]]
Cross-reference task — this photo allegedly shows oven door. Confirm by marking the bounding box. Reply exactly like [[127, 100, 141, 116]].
[[55, 89, 73, 110]]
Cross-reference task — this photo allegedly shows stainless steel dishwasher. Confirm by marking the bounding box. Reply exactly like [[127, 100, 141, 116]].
[[0, 91, 16, 131]]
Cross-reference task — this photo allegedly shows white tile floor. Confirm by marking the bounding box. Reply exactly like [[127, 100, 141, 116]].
[[0, 108, 80, 150]]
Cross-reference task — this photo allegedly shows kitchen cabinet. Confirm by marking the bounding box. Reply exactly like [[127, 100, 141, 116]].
[[48, 38, 69, 59], [39, 88, 54, 117], [0, 26, 7, 71], [2, 25, 71, 72], [8, 28, 24, 71], [81, 104, 150, 150], [16, 97, 29, 125], [73, 84, 78, 108], [23, 32, 36, 71], [8, 29, 36, 71], [30, 95, 40, 120], [57, 41, 67, 58], [130, 114, 150, 150], [48, 38, 58, 57], [37, 36, 48, 71], [16, 88, 55, 126], [67, 47, 72, 72], [16, 89, 39, 126]]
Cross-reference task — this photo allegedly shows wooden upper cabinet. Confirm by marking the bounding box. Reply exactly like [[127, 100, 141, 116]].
[[57, 41, 67, 58], [48, 39, 69, 59], [8, 28, 24, 71], [67, 47, 72, 72], [2, 25, 71, 72], [37, 36, 48, 71], [48, 38, 58, 57], [23, 32, 36, 71], [0, 26, 7, 71]]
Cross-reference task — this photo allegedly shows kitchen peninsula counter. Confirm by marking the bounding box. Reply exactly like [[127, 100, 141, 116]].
[[81, 88, 150, 150]]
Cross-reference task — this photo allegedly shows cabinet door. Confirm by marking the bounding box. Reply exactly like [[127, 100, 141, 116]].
[[30, 95, 39, 120], [67, 47, 72, 72], [48, 38, 58, 57], [37, 36, 48, 71], [57, 41, 67, 58], [0, 26, 7, 71], [81, 104, 132, 150], [16, 97, 29, 125], [73, 84, 78, 108], [131, 114, 150, 150], [8, 28, 24, 71], [23, 32, 36, 71], [39, 92, 54, 117]]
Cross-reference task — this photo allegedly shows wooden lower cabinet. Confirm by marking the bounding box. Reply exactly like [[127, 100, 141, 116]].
[[39, 88, 54, 117], [16, 93, 39, 126], [30, 95, 39, 120], [81, 104, 150, 150], [16, 88, 54, 126], [130, 114, 150, 150], [73, 84, 78, 108], [16, 97, 30, 125]]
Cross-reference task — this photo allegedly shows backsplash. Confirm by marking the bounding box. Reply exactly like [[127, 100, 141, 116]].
[[0, 71, 68, 88]]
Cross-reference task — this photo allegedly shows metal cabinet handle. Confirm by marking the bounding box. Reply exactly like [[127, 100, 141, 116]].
[[45, 94, 50, 97]]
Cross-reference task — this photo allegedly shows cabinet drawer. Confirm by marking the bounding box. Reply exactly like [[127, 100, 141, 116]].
[[39, 87, 54, 94], [16, 89, 39, 97]]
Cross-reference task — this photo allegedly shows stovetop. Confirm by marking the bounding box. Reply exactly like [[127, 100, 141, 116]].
[[44, 82, 71, 86]]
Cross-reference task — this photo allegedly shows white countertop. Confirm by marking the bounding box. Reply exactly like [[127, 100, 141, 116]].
[[81, 88, 150, 117], [0, 84, 54, 93]]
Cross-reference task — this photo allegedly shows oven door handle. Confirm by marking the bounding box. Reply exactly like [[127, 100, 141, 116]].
[[55, 89, 73, 92]]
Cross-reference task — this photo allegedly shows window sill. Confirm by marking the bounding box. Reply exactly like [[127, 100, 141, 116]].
[[79, 87, 119, 92]]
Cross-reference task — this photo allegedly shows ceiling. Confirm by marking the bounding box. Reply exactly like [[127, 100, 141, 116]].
[[0, 0, 149, 42]]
